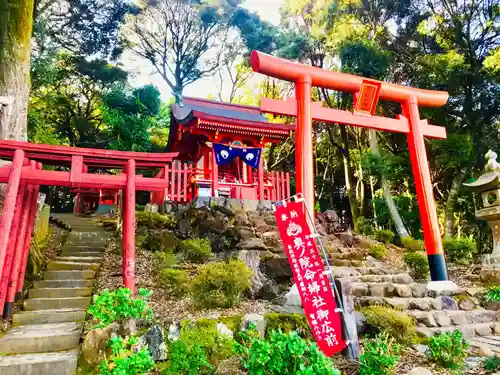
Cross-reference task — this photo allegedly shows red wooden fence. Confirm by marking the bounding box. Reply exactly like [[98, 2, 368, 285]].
[[151, 162, 192, 205], [265, 171, 291, 201]]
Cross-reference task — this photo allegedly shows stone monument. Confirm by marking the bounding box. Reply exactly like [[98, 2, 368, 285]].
[[464, 150, 500, 283]]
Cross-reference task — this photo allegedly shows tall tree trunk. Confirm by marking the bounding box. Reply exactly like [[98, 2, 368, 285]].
[[0, 0, 35, 141], [340, 126, 360, 231], [444, 169, 466, 238], [369, 130, 410, 238]]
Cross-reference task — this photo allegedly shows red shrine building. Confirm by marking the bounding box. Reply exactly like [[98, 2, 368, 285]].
[[164, 97, 293, 202]]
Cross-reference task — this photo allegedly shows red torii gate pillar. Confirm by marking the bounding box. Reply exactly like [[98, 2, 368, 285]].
[[251, 51, 450, 282]]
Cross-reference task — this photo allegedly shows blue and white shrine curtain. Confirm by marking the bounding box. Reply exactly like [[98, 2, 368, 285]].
[[213, 143, 262, 169]]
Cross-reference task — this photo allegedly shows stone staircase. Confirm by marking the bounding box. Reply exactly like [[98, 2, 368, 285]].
[[327, 243, 500, 341], [0, 215, 107, 375]]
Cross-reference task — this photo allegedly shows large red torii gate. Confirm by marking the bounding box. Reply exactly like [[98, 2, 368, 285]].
[[0, 140, 178, 317], [250, 51, 450, 282]]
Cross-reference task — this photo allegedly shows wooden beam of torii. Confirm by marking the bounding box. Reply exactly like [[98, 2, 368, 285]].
[[250, 51, 450, 283]]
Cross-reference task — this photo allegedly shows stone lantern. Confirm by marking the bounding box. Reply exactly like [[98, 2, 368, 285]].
[[464, 151, 500, 281]]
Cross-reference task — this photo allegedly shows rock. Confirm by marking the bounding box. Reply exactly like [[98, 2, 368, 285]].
[[369, 284, 387, 297], [355, 311, 366, 333], [217, 323, 234, 338], [487, 301, 500, 311], [262, 232, 282, 249], [395, 285, 412, 298], [240, 314, 266, 338], [269, 305, 304, 314], [358, 237, 377, 250], [261, 257, 293, 281], [411, 284, 428, 298], [248, 213, 267, 228], [338, 232, 355, 247], [407, 367, 432, 375], [475, 324, 493, 336], [437, 295, 458, 310], [393, 274, 414, 284], [448, 311, 468, 325], [494, 322, 500, 334], [264, 215, 276, 226], [284, 284, 301, 307], [237, 228, 254, 240], [257, 280, 280, 301], [237, 238, 267, 251], [82, 323, 119, 366], [177, 218, 191, 238], [315, 224, 327, 236], [167, 322, 181, 342], [477, 344, 494, 357], [412, 344, 428, 354], [323, 210, 339, 223], [139, 325, 167, 361], [420, 312, 438, 327], [434, 312, 451, 327], [234, 212, 251, 227], [459, 297, 475, 311], [465, 357, 483, 369], [120, 318, 137, 336], [236, 250, 268, 296]]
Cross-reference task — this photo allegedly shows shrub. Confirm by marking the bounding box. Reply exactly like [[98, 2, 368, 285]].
[[154, 251, 178, 269], [191, 260, 252, 309], [486, 286, 500, 302], [264, 313, 312, 339], [235, 328, 340, 375], [401, 236, 425, 252], [356, 216, 374, 235], [404, 251, 429, 280], [136, 211, 176, 229], [443, 238, 476, 264], [98, 336, 154, 375], [178, 238, 213, 263], [142, 231, 180, 252], [427, 330, 468, 370], [88, 288, 152, 328], [163, 341, 213, 375], [361, 306, 417, 345], [369, 244, 388, 260], [158, 269, 189, 297], [484, 356, 500, 373], [359, 332, 400, 375], [374, 229, 395, 244]]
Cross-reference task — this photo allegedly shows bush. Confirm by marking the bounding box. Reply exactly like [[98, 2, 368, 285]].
[[427, 330, 468, 370], [484, 356, 500, 373], [136, 211, 176, 229], [88, 288, 152, 328], [486, 286, 500, 302], [369, 244, 388, 260], [178, 238, 213, 263], [404, 251, 429, 280], [191, 260, 252, 308], [142, 231, 180, 252], [359, 333, 400, 375], [264, 313, 312, 339], [154, 251, 178, 269], [361, 306, 417, 345], [158, 269, 189, 297], [98, 336, 155, 375], [443, 238, 476, 264], [374, 229, 395, 244], [163, 341, 213, 375], [235, 328, 340, 375], [356, 216, 374, 235], [401, 236, 425, 252]]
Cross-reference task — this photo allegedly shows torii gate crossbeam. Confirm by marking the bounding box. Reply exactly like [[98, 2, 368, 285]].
[[250, 51, 449, 282]]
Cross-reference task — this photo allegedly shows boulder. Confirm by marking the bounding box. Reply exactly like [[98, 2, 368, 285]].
[[167, 322, 181, 342], [237, 238, 267, 251], [257, 280, 280, 301], [82, 323, 119, 366], [217, 323, 234, 338], [177, 218, 191, 238], [261, 257, 293, 281], [264, 215, 276, 226], [262, 232, 282, 249], [138, 325, 167, 361], [237, 228, 255, 241], [459, 297, 475, 311], [234, 211, 251, 227], [338, 232, 356, 247], [240, 314, 266, 338], [323, 210, 339, 223], [355, 311, 366, 333], [248, 213, 267, 228], [437, 295, 458, 310], [477, 344, 494, 357], [284, 284, 301, 307], [407, 368, 432, 375]]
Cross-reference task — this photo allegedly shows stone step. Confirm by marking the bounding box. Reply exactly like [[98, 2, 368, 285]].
[[55, 256, 102, 264], [13, 309, 86, 325], [24, 297, 91, 311], [0, 348, 79, 375], [349, 274, 414, 284], [352, 267, 405, 276], [410, 310, 500, 328], [328, 251, 366, 261], [357, 296, 459, 311], [29, 287, 93, 299], [47, 261, 100, 271], [61, 246, 104, 253], [34, 279, 94, 289], [60, 251, 104, 258], [68, 232, 104, 239], [332, 259, 366, 267], [44, 270, 95, 280], [0, 323, 82, 354], [469, 336, 500, 353], [353, 282, 427, 298], [417, 322, 498, 338]]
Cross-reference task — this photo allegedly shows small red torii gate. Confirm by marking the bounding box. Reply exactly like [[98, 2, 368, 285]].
[[0, 140, 178, 317], [250, 51, 450, 282]]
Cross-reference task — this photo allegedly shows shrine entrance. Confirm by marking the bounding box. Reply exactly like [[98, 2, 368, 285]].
[[250, 51, 450, 282]]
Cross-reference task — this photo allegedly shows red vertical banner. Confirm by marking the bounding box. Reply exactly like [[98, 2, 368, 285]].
[[274, 199, 346, 357]]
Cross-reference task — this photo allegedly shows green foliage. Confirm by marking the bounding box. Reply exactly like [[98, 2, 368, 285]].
[[369, 244, 388, 260], [359, 333, 400, 375], [356, 216, 374, 236], [178, 238, 213, 263], [97, 336, 155, 375], [264, 313, 312, 339], [235, 328, 340, 375], [191, 260, 252, 309], [135, 212, 176, 230], [154, 251, 178, 269], [374, 230, 395, 244], [401, 237, 425, 252], [404, 252, 429, 280], [361, 306, 417, 345], [486, 286, 500, 302], [142, 231, 180, 253], [427, 330, 468, 370], [158, 268, 189, 297], [163, 341, 213, 375], [484, 356, 500, 373], [443, 238, 476, 264], [87, 288, 152, 328]]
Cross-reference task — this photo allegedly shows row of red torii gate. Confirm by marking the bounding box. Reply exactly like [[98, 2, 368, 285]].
[[0, 51, 451, 318]]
